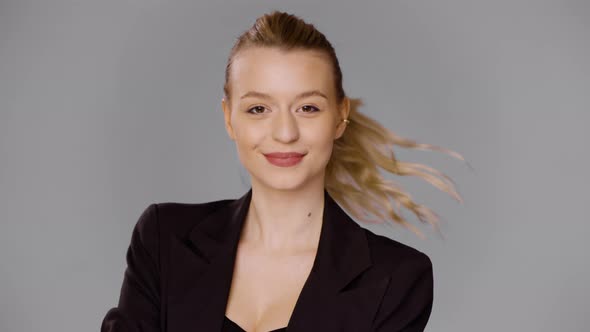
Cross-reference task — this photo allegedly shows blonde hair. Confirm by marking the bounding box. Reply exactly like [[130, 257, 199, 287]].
[[223, 10, 467, 239]]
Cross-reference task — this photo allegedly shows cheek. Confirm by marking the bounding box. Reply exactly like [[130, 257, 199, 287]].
[[302, 126, 336, 160], [233, 123, 263, 151], [306, 118, 336, 144]]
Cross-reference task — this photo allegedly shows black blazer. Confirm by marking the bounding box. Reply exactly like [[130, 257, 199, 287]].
[[101, 188, 433, 332]]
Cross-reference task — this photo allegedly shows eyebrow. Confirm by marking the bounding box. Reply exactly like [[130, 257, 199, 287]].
[[239, 90, 328, 101]]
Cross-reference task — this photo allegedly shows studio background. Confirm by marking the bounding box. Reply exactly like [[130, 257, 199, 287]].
[[1, 1, 588, 331]]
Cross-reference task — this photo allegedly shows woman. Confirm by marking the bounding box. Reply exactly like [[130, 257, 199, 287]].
[[101, 10, 464, 332]]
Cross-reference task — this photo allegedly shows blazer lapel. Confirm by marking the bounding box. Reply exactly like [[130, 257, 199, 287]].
[[167, 188, 390, 332]]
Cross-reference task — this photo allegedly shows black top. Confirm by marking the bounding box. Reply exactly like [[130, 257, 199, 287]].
[[101, 188, 434, 331], [222, 315, 287, 332]]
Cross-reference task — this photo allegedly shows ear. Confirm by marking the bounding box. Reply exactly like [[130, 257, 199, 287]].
[[334, 96, 351, 140], [221, 97, 236, 141]]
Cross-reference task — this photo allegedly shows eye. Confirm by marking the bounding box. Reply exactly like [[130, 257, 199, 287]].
[[300, 105, 320, 113], [246, 105, 267, 114]]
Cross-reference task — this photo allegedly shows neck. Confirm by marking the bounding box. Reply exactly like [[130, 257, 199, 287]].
[[241, 180, 325, 254]]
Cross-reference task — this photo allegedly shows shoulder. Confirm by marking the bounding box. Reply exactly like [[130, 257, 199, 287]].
[[365, 229, 434, 332], [131, 198, 234, 244], [359, 228, 434, 330], [362, 227, 433, 280]]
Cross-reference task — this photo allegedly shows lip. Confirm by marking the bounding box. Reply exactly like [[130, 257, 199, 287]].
[[263, 152, 306, 158], [263, 152, 306, 167]]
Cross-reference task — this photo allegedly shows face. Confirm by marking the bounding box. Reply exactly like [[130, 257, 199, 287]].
[[222, 47, 350, 192]]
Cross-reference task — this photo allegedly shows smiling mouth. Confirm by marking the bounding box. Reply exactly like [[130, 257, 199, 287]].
[[263, 152, 306, 167], [263, 152, 307, 158]]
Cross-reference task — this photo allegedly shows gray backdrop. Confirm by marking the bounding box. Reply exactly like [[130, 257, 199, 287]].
[[1, 0, 589, 331]]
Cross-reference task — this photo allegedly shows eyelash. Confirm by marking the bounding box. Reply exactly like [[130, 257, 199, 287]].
[[246, 105, 320, 115]]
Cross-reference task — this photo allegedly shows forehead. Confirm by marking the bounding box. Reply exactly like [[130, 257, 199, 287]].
[[230, 47, 335, 98]]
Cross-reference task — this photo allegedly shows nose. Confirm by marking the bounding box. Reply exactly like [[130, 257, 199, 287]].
[[271, 110, 300, 143]]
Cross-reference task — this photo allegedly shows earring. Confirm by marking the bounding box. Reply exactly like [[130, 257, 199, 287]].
[[342, 118, 350, 124]]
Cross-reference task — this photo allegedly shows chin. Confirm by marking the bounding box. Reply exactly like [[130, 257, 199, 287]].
[[257, 177, 307, 192], [245, 157, 326, 190], [256, 169, 327, 192], [247, 169, 307, 191]]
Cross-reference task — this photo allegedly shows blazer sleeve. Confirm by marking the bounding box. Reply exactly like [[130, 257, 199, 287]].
[[101, 203, 162, 332], [372, 253, 434, 332]]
